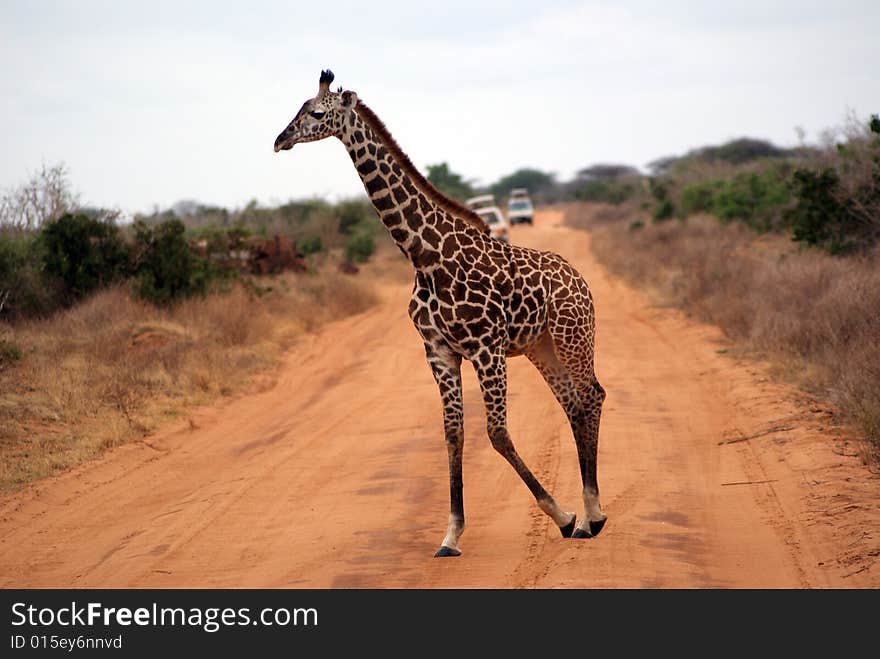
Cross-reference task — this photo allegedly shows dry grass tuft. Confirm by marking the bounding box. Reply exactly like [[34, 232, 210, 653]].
[[565, 202, 880, 465], [0, 252, 395, 492]]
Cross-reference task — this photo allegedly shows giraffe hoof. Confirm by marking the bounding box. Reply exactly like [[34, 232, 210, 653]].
[[559, 516, 577, 538], [434, 546, 462, 558], [589, 518, 607, 537], [571, 528, 593, 539]]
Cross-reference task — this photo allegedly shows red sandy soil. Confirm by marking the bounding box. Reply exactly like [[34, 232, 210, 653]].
[[1, 210, 878, 588]]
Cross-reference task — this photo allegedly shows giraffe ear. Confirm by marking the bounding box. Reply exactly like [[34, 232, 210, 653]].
[[340, 90, 358, 109]]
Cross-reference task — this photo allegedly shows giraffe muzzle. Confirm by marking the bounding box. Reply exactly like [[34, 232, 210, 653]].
[[273, 130, 297, 153]]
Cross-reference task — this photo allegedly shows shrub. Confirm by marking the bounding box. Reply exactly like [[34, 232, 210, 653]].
[[786, 114, 879, 253], [344, 227, 376, 263], [0, 339, 22, 369], [575, 179, 635, 205], [784, 114, 878, 253], [133, 219, 219, 306], [0, 232, 59, 321], [787, 168, 861, 254], [298, 235, 323, 255], [225, 224, 251, 248], [674, 168, 791, 231], [40, 213, 130, 306], [648, 177, 675, 221], [679, 181, 721, 216], [277, 198, 332, 225], [654, 199, 675, 222], [335, 199, 375, 234], [710, 169, 791, 231], [629, 219, 645, 231]]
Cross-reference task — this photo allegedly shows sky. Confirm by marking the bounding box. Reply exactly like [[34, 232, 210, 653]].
[[1, 0, 878, 216]]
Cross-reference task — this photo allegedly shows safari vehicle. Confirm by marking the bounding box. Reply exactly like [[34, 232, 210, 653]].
[[507, 188, 534, 225], [466, 195, 510, 242]]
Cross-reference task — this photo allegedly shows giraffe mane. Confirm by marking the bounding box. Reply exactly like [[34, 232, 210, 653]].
[[354, 101, 490, 235]]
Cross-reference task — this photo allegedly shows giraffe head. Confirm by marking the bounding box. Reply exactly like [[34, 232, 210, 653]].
[[273, 70, 358, 152]]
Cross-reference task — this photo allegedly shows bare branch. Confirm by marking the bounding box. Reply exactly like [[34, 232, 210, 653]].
[[0, 162, 79, 229]]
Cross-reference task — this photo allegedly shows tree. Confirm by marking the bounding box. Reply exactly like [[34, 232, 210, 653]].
[[575, 164, 640, 181], [426, 163, 474, 202], [693, 138, 791, 164], [489, 168, 556, 200], [646, 155, 679, 177], [0, 163, 79, 230]]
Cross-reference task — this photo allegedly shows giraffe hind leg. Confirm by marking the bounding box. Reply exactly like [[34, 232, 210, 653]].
[[536, 327, 608, 538], [474, 351, 576, 537], [571, 376, 607, 537]]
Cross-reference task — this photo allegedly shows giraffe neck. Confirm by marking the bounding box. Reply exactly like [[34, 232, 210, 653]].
[[338, 103, 486, 270]]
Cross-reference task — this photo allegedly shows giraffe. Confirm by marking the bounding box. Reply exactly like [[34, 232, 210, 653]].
[[274, 70, 608, 557]]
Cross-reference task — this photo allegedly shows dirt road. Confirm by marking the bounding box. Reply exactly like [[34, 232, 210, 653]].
[[1, 209, 878, 588]]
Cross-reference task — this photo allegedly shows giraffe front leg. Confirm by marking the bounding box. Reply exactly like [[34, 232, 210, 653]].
[[475, 352, 577, 538], [435, 430, 464, 557], [424, 342, 466, 558]]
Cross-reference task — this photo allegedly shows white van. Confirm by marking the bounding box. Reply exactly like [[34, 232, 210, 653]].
[[466, 195, 510, 242], [507, 188, 534, 225]]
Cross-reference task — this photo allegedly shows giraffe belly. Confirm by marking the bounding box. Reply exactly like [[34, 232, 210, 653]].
[[411, 301, 505, 361], [410, 268, 548, 360], [414, 300, 548, 360], [505, 323, 547, 357]]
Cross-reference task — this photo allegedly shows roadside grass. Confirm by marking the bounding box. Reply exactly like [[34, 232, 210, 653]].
[[564, 202, 880, 466], [0, 247, 408, 493]]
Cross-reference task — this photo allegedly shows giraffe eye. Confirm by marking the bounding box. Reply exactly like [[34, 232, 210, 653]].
[[309, 111, 326, 120]]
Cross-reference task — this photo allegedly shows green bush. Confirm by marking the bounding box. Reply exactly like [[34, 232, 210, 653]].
[[790, 115, 879, 253], [786, 168, 864, 254], [0, 339, 23, 369], [298, 235, 323, 255], [710, 170, 790, 231], [575, 179, 635, 205], [648, 177, 676, 221], [335, 199, 375, 234], [679, 181, 721, 216], [654, 199, 675, 222], [675, 170, 790, 231], [277, 199, 331, 225], [344, 227, 375, 263], [0, 232, 58, 321], [648, 178, 669, 202], [627, 117, 877, 254], [191, 224, 254, 260], [133, 219, 219, 306], [225, 224, 251, 248], [40, 213, 130, 306]]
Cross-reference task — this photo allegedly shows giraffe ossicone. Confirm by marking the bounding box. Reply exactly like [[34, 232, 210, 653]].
[[274, 70, 608, 557]]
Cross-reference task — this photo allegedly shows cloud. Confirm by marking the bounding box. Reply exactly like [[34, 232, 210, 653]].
[[1, 0, 878, 212]]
